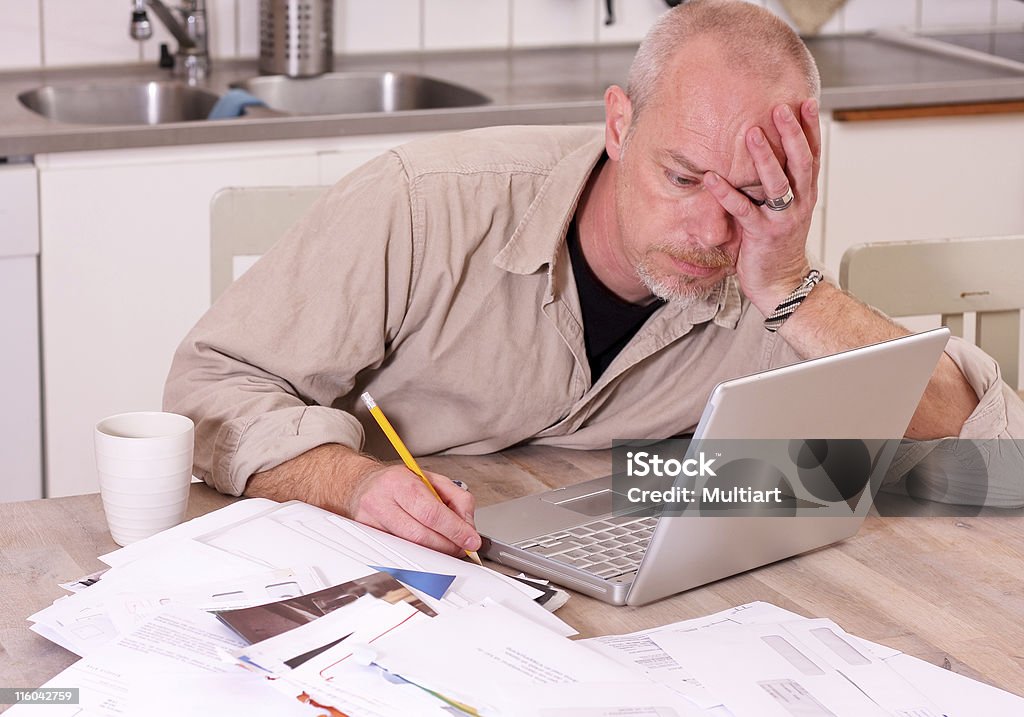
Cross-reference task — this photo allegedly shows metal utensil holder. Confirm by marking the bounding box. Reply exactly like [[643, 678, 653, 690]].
[[259, 0, 334, 77]]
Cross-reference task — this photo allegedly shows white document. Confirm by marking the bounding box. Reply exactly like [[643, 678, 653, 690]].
[[29, 539, 280, 657], [320, 513, 576, 636], [652, 623, 891, 717], [371, 600, 645, 715], [781, 619, 944, 716], [884, 650, 1024, 716], [24, 606, 251, 717], [101, 566, 325, 636], [15, 606, 323, 717], [123, 671, 327, 717], [29, 599, 120, 658], [488, 681, 711, 717], [194, 504, 374, 584], [197, 500, 576, 636], [98, 498, 281, 567], [580, 601, 808, 710], [278, 662, 459, 717]]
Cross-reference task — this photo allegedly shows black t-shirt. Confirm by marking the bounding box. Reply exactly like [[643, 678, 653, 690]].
[[566, 220, 665, 383]]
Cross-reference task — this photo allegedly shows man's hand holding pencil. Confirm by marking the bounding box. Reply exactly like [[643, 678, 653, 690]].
[[243, 396, 482, 560], [346, 461, 482, 559], [360, 392, 483, 563]]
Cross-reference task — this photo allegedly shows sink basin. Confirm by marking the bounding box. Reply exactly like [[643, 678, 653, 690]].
[[233, 72, 490, 116], [18, 81, 220, 125]]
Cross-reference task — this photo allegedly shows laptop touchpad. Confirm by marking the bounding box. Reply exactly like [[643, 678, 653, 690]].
[[547, 489, 616, 517]]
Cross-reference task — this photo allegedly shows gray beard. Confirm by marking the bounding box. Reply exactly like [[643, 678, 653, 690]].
[[636, 258, 724, 307]]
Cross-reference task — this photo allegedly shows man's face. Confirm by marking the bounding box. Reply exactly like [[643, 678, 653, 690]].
[[610, 48, 803, 304]]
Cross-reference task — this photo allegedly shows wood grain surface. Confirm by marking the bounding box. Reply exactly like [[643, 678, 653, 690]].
[[2, 445, 1023, 706], [833, 100, 1024, 122]]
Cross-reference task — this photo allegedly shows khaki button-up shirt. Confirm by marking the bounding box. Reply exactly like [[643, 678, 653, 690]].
[[164, 126, 1023, 503]]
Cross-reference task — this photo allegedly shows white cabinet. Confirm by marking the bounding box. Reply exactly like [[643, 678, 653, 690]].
[[821, 109, 1024, 385], [37, 141, 324, 497], [0, 163, 42, 502], [36, 133, 432, 498], [821, 111, 1024, 274]]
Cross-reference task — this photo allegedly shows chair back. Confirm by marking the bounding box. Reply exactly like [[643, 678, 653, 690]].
[[839, 235, 1024, 388], [210, 186, 326, 302]]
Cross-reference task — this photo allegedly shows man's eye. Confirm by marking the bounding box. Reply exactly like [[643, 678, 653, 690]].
[[667, 172, 698, 188]]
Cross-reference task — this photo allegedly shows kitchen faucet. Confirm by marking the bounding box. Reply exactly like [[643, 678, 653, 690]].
[[129, 0, 209, 85]]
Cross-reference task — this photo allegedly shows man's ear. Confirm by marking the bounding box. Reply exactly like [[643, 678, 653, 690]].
[[604, 85, 633, 162]]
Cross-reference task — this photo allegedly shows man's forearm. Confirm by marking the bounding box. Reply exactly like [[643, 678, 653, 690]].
[[244, 442, 481, 555], [773, 281, 978, 439], [244, 443, 381, 517]]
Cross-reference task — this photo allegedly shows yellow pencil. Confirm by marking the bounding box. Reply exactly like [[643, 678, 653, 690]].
[[360, 392, 483, 565]]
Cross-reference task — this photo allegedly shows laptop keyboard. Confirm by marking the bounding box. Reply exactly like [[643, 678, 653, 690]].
[[513, 515, 657, 580]]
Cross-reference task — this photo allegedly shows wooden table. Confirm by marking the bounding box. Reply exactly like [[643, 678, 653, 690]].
[[3, 445, 1024, 703]]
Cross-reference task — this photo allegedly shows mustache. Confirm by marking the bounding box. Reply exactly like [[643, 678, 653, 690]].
[[655, 244, 733, 269]]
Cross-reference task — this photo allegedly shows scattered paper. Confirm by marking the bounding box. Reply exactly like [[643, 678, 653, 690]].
[[368, 565, 456, 600], [22, 497, 1024, 717], [372, 600, 637, 714]]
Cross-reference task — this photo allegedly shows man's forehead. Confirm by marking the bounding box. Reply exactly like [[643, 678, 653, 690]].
[[650, 42, 806, 129], [658, 116, 790, 186], [658, 37, 808, 101]]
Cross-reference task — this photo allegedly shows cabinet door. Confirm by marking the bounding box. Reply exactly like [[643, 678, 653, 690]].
[[0, 256, 42, 502], [0, 163, 42, 502], [823, 111, 1024, 384], [38, 143, 320, 497], [822, 112, 1024, 273]]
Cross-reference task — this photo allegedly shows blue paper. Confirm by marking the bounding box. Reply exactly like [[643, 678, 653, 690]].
[[369, 566, 456, 600]]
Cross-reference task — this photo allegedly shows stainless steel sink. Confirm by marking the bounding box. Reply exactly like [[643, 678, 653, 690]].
[[233, 72, 490, 116], [18, 81, 220, 125]]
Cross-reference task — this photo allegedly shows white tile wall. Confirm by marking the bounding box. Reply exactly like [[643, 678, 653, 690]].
[[341, 0, 421, 54], [0, 0, 42, 69], [42, 0, 140, 67], [1, 0, 1020, 72], [844, 0, 918, 32], [597, 0, 668, 44], [237, 1, 260, 59], [513, 0, 597, 47], [920, 0, 995, 28], [996, 0, 1024, 24], [423, 0, 511, 51]]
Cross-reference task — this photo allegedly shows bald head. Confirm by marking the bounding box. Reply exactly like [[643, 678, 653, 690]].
[[627, 0, 820, 124]]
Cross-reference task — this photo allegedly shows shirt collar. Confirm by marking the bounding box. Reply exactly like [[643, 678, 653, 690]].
[[493, 132, 606, 276]]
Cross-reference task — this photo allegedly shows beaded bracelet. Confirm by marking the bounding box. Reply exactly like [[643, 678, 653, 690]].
[[763, 269, 823, 333]]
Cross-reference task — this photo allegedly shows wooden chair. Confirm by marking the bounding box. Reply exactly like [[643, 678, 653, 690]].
[[209, 186, 326, 302], [839, 235, 1024, 388]]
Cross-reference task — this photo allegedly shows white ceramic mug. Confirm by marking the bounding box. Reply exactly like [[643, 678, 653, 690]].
[[95, 412, 195, 546]]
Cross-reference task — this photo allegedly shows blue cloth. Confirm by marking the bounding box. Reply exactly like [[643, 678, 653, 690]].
[[207, 89, 267, 119]]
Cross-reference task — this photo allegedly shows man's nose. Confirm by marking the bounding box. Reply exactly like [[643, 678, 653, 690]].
[[684, 188, 735, 248]]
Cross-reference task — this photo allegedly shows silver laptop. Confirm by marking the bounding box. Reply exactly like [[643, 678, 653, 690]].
[[476, 328, 950, 606]]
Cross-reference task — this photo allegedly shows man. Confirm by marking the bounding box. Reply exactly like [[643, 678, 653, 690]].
[[165, 0, 1023, 557]]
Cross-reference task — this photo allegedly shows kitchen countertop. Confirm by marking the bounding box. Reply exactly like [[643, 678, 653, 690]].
[[1, 31, 1023, 158], [927, 29, 1024, 65]]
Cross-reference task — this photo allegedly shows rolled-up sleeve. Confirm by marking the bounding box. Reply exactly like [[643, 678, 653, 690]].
[[885, 337, 1024, 507], [164, 151, 416, 496]]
